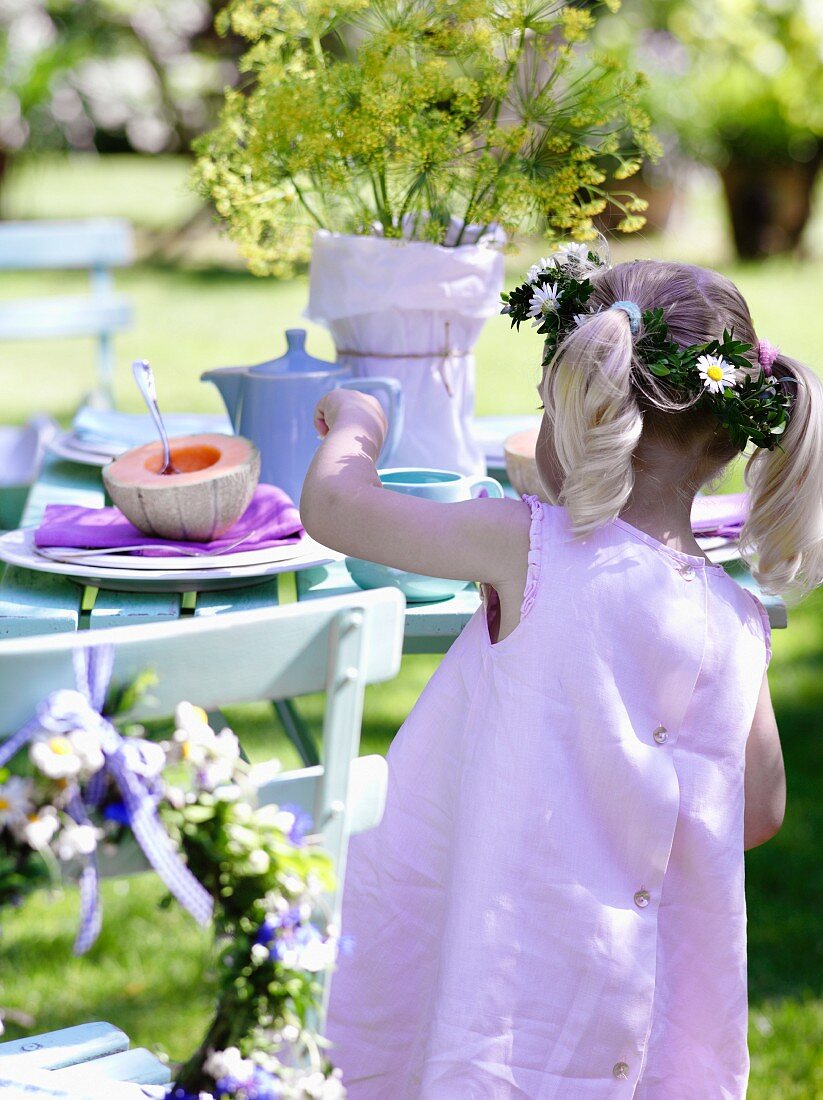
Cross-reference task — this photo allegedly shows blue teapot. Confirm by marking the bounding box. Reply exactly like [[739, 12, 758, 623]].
[[202, 329, 403, 503]]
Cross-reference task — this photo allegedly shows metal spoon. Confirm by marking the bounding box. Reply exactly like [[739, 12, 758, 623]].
[[131, 359, 178, 474]]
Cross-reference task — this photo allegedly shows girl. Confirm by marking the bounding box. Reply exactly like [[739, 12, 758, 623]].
[[300, 256, 823, 1099]]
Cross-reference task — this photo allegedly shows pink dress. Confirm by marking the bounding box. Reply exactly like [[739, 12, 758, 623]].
[[325, 496, 772, 1099]]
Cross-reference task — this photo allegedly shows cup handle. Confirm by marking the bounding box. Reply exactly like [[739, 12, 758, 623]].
[[465, 475, 505, 499], [339, 378, 405, 465]]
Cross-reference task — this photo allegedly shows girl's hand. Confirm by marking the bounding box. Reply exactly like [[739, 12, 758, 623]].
[[313, 388, 387, 444]]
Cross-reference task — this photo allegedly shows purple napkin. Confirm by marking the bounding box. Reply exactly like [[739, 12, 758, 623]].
[[35, 483, 304, 556], [690, 492, 748, 538]]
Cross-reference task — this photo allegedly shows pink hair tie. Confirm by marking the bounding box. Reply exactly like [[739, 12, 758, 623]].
[[757, 339, 780, 376]]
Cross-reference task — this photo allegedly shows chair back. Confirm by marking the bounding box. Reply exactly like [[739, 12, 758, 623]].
[[0, 590, 405, 1021], [0, 218, 134, 407]]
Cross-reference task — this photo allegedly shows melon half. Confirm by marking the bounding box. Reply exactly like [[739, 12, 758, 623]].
[[102, 434, 260, 541]]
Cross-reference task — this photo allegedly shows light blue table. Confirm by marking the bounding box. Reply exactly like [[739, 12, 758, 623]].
[[0, 435, 786, 764]]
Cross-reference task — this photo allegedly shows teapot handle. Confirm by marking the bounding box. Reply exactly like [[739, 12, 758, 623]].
[[338, 377, 405, 465]]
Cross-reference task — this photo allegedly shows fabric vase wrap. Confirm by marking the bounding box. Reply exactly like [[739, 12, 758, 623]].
[[306, 230, 506, 476]]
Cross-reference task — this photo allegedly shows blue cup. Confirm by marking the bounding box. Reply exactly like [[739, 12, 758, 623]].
[[345, 467, 504, 603]]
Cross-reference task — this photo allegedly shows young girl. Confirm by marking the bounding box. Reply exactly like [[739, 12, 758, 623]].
[[300, 255, 823, 1099]]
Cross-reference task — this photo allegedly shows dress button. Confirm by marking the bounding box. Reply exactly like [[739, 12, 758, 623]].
[[653, 724, 668, 744], [633, 888, 650, 908], [612, 1061, 630, 1079], [678, 564, 695, 581]]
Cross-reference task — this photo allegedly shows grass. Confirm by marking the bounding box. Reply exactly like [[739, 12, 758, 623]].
[[0, 154, 822, 1095]]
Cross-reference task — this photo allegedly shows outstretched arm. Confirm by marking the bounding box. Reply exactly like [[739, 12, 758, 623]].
[[299, 388, 530, 588], [743, 671, 786, 851]]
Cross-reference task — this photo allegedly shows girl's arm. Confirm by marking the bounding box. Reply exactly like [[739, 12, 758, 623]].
[[299, 389, 531, 588], [743, 671, 786, 850]]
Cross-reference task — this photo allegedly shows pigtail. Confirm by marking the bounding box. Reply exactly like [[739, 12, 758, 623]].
[[741, 357, 823, 599], [543, 309, 642, 537]]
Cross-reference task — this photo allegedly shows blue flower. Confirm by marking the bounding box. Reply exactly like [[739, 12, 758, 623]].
[[279, 802, 313, 845], [102, 801, 130, 825]]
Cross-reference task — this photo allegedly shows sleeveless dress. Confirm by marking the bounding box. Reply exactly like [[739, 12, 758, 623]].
[[325, 496, 772, 1099]]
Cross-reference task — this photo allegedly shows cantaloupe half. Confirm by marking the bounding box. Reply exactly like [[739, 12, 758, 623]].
[[504, 427, 546, 500], [102, 434, 261, 541]]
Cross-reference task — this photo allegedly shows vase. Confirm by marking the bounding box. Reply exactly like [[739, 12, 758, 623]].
[[305, 230, 505, 475], [720, 154, 822, 259]]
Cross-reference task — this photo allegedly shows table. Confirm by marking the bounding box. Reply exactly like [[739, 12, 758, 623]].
[[0, 452, 786, 763]]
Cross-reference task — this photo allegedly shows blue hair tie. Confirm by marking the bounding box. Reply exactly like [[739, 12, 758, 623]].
[[609, 300, 642, 336]]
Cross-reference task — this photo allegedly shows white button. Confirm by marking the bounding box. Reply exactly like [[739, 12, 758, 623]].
[[653, 725, 668, 744], [633, 888, 650, 908], [678, 564, 695, 581], [613, 1061, 630, 1079]]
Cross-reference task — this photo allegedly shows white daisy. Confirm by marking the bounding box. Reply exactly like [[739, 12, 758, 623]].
[[696, 354, 737, 394], [552, 242, 591, 268], [0, 776, 34, 828], [526, 256, 556, 284], [527, 282, 560, 326], [56, 821, 100, 862], [18, 806, 60, 849]]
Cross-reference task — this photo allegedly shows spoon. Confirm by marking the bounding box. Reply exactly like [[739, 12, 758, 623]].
[[131, 359, 178, 475]]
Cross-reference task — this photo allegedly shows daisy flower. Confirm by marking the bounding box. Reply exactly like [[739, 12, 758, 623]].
[[526, 257, 555, 284], [552, 242, 591, 268], [696, 354, 737, 394], [17, 806, 60, 849], [56, 821, 100, 862], [0, 776, 34, 828], [527, 282, 560, 326], [29, 726, 105, 781]]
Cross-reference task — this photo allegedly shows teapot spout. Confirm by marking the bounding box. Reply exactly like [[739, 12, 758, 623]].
[[201, 367, 246, 431]]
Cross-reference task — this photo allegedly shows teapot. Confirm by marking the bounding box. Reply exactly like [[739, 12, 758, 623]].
[[202, 329, 403, 504]]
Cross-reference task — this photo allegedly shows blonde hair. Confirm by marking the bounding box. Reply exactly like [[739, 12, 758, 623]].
[[541, 259, 823, 600]]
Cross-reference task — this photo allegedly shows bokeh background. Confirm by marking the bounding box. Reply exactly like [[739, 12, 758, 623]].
[[0, 2, 821, 1095]]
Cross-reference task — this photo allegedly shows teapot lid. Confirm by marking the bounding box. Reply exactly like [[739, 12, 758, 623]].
[[249, 328, 338, 375]]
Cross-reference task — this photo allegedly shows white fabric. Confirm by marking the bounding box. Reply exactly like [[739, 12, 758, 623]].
[[305, 232, 505, 475], [326, 499, 771, 1098]]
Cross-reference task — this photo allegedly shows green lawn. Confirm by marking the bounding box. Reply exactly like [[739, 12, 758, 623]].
[[0, 155, 821, 1096]]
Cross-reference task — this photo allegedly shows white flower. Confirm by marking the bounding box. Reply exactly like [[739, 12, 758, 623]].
[[174, 703, 240, 781], [56, 822, 100, 862], [248, 848, 271, 875], [120, 738, 166, 780], [251, 942, 271, 964], [0, 776, 34, 827], [298, 935, 338, 973], [203, 1047, 255, 1083], [527, 282, 560, 326], [18, 806, 60, 849], [67, 728, 105, 776], [271, 809, 296, 835], [296, 1068, 346, 1099], [696, 354, 737, 394], [29, 724, 105, 780], [31, 735, 83, 779], [212, 783, 242, 803], [552, 242, 591, 268]]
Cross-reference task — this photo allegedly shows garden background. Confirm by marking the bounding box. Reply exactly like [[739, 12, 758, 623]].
[[0, 2, 821, 1096]]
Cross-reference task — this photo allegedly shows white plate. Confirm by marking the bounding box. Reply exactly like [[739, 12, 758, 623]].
[[0, 528, 343, 593], [47, 432, 117, 467], [36, 539, 311, 572]]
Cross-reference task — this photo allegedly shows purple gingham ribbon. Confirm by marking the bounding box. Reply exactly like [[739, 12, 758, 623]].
[[2, 645, 213, 952]]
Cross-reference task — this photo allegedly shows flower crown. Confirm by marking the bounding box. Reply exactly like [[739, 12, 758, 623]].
[[501, 246, 794, 452]]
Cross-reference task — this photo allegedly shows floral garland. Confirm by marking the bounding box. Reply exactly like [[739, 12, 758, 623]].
[[0, 651, 346, 1100], [501, 246, 794, 452]]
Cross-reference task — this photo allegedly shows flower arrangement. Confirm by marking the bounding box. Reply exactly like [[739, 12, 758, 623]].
[[0, 652, 346, 1100], [502, 247, 794, 451], [194, 0, 660, 275]]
